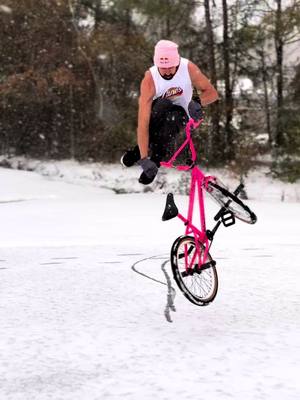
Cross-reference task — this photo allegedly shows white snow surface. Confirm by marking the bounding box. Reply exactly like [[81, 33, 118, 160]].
[[0, 162, 300, 400]]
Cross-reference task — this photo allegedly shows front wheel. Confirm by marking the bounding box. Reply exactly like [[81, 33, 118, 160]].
[[171, 235, 218, 306], [205, 178, 257, 224]]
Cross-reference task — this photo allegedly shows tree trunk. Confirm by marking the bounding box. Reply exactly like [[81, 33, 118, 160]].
[[274, 0, 284, 149], [165, 0, 171, 37], [69, 84, 75, 159], [222, 0, 234, 160], [94, 1, 102, 29], [204, 0, 221, 163], [260, 47, 272, 148]]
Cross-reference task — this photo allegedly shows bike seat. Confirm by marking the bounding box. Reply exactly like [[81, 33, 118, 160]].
[[162, 193, 178, 221]]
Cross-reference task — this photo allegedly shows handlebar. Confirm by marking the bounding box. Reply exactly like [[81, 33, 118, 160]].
[[160, 117, 203, 170]]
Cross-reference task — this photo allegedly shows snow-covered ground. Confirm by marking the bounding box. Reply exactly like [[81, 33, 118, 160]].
[[1, 156, 300, 201], [0, 163, 300, 400]]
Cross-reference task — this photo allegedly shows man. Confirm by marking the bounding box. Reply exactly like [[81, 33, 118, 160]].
[[121, 39, 219, 184]]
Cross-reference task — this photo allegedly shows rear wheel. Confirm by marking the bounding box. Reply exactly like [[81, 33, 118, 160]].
[[171, 235, 218, 306], [205, 178, 257, 224]]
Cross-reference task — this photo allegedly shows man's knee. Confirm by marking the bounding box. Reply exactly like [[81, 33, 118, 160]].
[[165, 108, 188, 127]]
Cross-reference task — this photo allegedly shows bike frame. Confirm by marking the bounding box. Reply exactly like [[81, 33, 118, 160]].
[[161, 118, 215, 269]]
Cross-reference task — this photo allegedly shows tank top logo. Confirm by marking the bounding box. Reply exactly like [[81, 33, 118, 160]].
[[163, 87, 183, 100]]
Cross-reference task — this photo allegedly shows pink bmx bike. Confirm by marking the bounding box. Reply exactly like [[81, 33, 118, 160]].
[[161, 118, 257, 306]]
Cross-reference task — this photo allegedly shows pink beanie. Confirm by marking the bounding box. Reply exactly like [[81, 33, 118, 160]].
[[154, 40, 180, 68]]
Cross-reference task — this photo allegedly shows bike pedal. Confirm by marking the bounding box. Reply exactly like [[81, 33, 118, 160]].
[[181, 260, 216, 277], [198, 260, 216, 271], [221, 211, 235, 227]]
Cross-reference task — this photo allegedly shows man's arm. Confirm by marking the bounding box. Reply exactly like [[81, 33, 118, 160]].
[[188, 62, 219, 106], [137, 71, 156, 159]]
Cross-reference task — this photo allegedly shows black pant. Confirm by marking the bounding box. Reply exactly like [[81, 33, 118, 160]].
[[132, 99, 188, 165], [150, 98, 188, 164]]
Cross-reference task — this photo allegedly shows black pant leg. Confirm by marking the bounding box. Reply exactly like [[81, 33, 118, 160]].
[[149, 100, 188, 164], [149, 99, 174, 134]]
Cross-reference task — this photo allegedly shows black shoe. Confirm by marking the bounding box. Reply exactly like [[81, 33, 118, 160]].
[[120, 148, 140, 167], [138, 170, 157, 185]]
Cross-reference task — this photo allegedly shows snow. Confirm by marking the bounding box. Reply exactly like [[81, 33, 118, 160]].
[[2, 156, 300, 201], [0, 5, 12, 14], [0, 164, 300, 400]]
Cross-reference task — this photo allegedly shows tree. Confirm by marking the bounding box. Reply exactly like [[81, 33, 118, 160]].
[[203, 0, 222, 163], [0, 0, 149, 161], [0, 0, 90, 158], [261, 0, 300, 150], [222, 0, 235, 160]]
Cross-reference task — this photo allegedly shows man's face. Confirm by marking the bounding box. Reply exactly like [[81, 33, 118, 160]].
[[158, 66, 177, 80]]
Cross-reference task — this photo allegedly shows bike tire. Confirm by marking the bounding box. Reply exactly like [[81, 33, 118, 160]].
[[171, 235, 218, 306], [205, 179, 257, 224]]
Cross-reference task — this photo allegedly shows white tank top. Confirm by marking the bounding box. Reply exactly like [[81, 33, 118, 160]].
[[149, 57, 193, 116]]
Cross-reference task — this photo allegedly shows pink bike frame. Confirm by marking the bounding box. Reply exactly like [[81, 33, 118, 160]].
[[161, 118, 215, 268]]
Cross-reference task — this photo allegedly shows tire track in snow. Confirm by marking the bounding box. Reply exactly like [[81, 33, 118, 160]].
[[131, 255, 176, 323]]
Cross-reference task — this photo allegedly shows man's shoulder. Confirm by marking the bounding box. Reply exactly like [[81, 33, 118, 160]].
[[140, 70, 155, 96], [187, 60, 197, 70], [181, 57, 190, 64], [143, 70, 155, 83], [187, 61, 203, 78], [178, 57, 190, 68]]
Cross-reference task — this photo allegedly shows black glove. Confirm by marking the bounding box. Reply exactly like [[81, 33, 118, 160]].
[[188, 100, 204, 121], [137, 158, 158, 178]]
